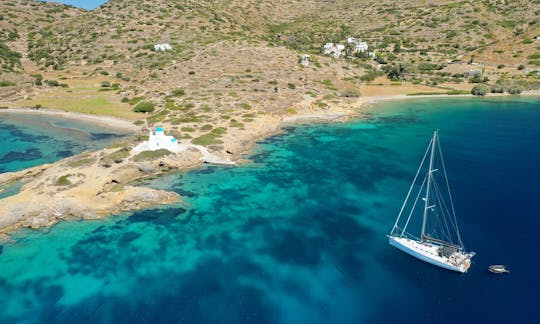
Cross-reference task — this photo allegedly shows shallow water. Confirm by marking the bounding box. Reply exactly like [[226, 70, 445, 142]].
[[1, 97, 539, 323], [0, 113, 132, 173]]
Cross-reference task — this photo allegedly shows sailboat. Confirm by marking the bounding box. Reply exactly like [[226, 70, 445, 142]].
[[388, 130, 475, 273]]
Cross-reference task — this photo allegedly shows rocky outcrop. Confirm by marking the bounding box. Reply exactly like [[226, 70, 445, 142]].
[[0, 147, 198, 235], [0, 186, 179, 233]]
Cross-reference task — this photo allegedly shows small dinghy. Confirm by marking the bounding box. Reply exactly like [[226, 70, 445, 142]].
[[489, 265, 510, 274]]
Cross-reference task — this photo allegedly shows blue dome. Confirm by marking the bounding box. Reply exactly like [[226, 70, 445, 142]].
[[171, 138, 177, 142], [155, 127, 164, 132]]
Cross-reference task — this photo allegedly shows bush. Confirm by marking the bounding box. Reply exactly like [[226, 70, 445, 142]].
[[133, 149, 172, 162], [56, 174, 72, 186], [507, 85, 524, 94], [340, 89, 361, 97], [45, 80, 59, 87], [110, 148, 131, 162], [133, 101, 155, 113], [469, 75, 483, 83], [490, 84, 504, 93], [517, 64, 525, 70], [101, 81, 110, 88], [471, 84, 490, 96], [171, 88, 185, 96], [0, 80, 15, 87]]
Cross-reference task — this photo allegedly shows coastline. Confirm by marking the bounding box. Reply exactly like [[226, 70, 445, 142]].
[[0, 107, 141, 132], [1, 92, 539, 236]]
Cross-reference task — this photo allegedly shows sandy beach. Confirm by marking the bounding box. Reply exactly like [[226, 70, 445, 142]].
[[0, 107, 141, 132]]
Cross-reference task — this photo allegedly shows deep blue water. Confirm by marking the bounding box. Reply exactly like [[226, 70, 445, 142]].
[[1, 97, 539, 323]]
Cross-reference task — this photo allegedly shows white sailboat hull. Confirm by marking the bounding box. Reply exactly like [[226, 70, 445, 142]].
[[388, 236, 471, 273]]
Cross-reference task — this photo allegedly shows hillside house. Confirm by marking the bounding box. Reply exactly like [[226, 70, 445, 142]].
[[299, 54, 310, 66], [355, 42, 368, 53], [324, 43, 345, 58], [347, 37, 357, 44], [323, 43, 334, 53], [154, 43, 172, 52]]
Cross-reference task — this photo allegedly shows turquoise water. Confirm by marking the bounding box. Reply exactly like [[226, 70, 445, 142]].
[[1, 97, 539, 323], [0, 113, 132, 173]]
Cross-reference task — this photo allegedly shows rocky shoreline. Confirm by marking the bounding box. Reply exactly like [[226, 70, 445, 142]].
[[2, 92, 537, 236]]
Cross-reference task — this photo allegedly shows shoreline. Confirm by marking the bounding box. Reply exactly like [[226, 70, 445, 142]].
[[0, 107, 141, 132], [1, 92, 539, 236]]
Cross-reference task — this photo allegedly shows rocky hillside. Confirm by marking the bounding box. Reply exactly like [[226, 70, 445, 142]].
[[0, 0, 539, 148]]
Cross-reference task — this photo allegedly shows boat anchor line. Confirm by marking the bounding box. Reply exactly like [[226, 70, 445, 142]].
[[388, 130, 475, 273]]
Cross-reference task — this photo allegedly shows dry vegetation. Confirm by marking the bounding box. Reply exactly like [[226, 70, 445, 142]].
[[1, 0, 539, 143]]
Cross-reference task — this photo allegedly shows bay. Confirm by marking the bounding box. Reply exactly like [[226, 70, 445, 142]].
[[1, 97, 539, 323]]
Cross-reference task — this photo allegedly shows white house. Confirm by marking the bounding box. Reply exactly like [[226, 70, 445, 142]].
[[133, 126, 184, 153], [355, 42, 368, 53], [154, 43, 172, 52], [347, 37, 357, 44], [299, 54, 310, 66], [324, 43, 345, 58], [323, 43, 334, 54]]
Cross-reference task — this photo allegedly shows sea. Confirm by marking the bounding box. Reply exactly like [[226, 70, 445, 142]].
[[0, 97, 539, 323]]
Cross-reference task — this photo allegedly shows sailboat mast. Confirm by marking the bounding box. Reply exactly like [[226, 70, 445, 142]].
[[421, 130, 438, 240]]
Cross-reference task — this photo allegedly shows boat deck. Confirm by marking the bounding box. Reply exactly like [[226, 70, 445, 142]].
[[389, 236, 471, 273]]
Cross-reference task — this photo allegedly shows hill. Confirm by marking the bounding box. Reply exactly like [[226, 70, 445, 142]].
[[0, 0, 539, 150]]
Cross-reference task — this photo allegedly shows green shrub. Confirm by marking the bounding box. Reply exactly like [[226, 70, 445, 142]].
[[0, 80, 15, 87], [340, 89, 361, 97], [446, 90, 469, 95], [471, 84, 490, 96], [107, 148, 130, 163], [507, 85, 524, 94], [133, 149, 172, 162], [45, 80, 59, 87], [101, 81, 110, 88], [172, 88, 185, 96], [490, 84, 504, 93], [133, 101, 155, 113], [68, 157, 94, 168], [192, 127, 226, 146], [56, 174, 72, 186]]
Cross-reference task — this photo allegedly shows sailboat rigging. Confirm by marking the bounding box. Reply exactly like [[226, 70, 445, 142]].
[[388, 130, 475, 273]]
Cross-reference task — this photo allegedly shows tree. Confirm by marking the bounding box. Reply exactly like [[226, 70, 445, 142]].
[[382, 63, 409, 80], [471, 84, 490, 96], [133, 101, 155, 113], [490, 84, 504, 93], [507, 85, 524, 94]]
